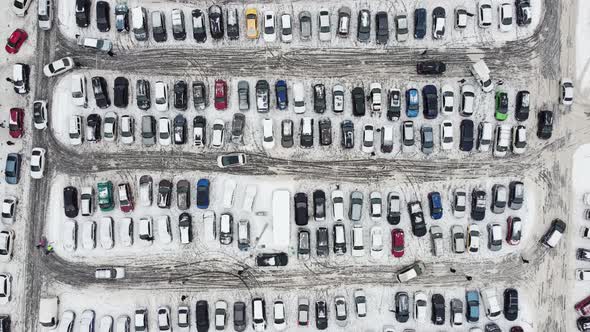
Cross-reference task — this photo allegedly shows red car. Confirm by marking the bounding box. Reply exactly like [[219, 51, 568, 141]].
[[391, 228, 405, 257], [9, 108, 24, 138], [576, 295, 590, 316], [118, 183, 134, 213], [214, 79, 228, 110], [5, 29, 28, 54]]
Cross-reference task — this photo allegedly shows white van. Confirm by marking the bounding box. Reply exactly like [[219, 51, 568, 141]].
[[132, 7, 148, 41], [293, 82, 305, 113], [351, 225, 364, 257], [493, 125, 511, 157], [478, 122, 493, 152], [470, 60, 494, 93], [37, 0, 53, 30], [100, 217, 114, 249], [39, 296, 59, 328], [69, 115, 83, 145], [71, 74, 88, 107]]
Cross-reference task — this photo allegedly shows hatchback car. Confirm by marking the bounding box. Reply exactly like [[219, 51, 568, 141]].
[[391, 228, 405, 257], [214, 80, 228, 110], [8, 108, 23, 139], [5, 29, 27, 54]]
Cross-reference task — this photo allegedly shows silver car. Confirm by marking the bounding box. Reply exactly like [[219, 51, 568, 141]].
[[349, 191, 363, 222], [451, 225, 466, 253], [76, 36, 113, 52], [430, 225, 443, 256], [299, 11, 312, 40]]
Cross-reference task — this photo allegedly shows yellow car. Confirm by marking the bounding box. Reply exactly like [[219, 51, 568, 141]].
[[246, 8, 259, 39]]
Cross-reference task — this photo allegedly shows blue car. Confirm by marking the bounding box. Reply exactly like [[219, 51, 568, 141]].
[[275, 80, 288, 110], [196, 178, 210, 209], [428, 191, 443, 220], [466, 290, 480, 322], [4, 153, 21, 185], [406, 88, 419, 117]]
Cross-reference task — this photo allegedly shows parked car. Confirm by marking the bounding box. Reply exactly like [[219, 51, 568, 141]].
[[75, 0, 90, 27], [468, 223, 480, 253], [315, 300, 328, 330], [421, 126, 434, 154], [44, 57, 75, 77], [396, 261, 425, 283], [280, 13, 293, 43], [208, 5, 224, 39], [422, 84, 438, 119], [504, 288, 519, 321], [256, 252, 288, 266], [498, 2, 514, 32], [96, 1, 110, 31], [408, 201, 427, 237], [471, 189, 486, 221], [506, 216, 522, 245], [431, 294, 445, 325], [8, 108, 23, 139], [318, 10, 331, 41], [362, 125, 374, 153], [432, 7, 446, 39], [417, 61, 446, 75], [537, 110, 553, 139], [516, 0, 532, 25], [341, 120, 354, 148], [481, 288, 502, 320], [245, 8, 258, 39], [217, 153, 246, 168], [5, 29, 28, 54], [349, 191, 363, 222], [515, 90, 530, 121], [391, 228, 405, 258], [466, 290, 480, 322], [1, 198, 17, 224], [375, 11, 389, 44], [4, 154, 21, 185], [487, 223, 502, 251], [509, 181, 525, 210], [337, 7, 351, 37], [479, 0, 493, 27], [430, 225, 444, 256], [9, 63, 29, 94], [351, 87, 365, 116], [452, 225, 466, 253], [414, 8, 426, 39], [357, 9, 371, 42], [300, 117, 314, 148]]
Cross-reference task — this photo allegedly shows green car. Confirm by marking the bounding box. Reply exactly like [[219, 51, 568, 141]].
[[97, 181, 114, 211], [495, 92, 509, 121]]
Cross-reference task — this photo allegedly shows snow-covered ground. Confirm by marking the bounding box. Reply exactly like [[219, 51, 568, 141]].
[[57, 0, 542, 50], [50, 70, 541, 161], [45, 170, 536, 269]]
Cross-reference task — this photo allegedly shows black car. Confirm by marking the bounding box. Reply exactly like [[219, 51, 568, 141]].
[[113, 77, 129, 108], [174, 80, 188, 110], [352, 87, 365, 116], [316, 227, 329, 257], [471, 190, 486, 221], [395, 292, 410, 323], [313, 84, 326, 113], [459, 119, 474, 151], [341, 120, 354, 148], [227, 8, 239, 40], [315, 301, 328, 330], [578, 316, 590, 332], [256, 252, 288, 266], [158, 179, 172, 209], [281, 119, 293, 148], [577, 248, 590, 262], [173, 114, 186, 145], [504, 288, 519, 321], [179, 213, 192, 242], [486, 323, 502, 332], [208, 5, 224, 39], [357, 9, 371, 42], [319, 118, 332, 146], [408, 202, 427, 237], [417, 61, 446, 75], [86, 114, 102, 141], [516, 0, 532, 26], [63, 186, 79, 218], [422, 85, 438, 119], [96, 1, 110, 32], [537, 110, 553, 139], [387, 89, 401, 121], [195, 300, 210, 332], [515, 90, 530, 121], [233, 301, 246, 332], [313, 190, 326, 221], [136, 79, 151, 110], [431, 294, 445, 325], [92, 76, 110, 109], [414, 8, 427, 39], [75, 0, 90, 28], [375, 11, 389, 44], [192, 9, 207, 42], [294, 193, 309, 226]]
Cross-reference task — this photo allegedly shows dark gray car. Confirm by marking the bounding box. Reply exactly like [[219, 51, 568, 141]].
[[233, 302, 246, 332], [421, 126, 434, 154], [176, 180, 190, 210], [357, 10, 371, 41], [319, 118, 332, 146], [341, 120, 354, 148], [231, 113, 245, 144], [238, 81, 249, 111], [141, 115, 156, 146], [316, 227, 329, 257], [281, 119, 293, 148], [136, 79, 151, 110], [395, 292, 410, 323]]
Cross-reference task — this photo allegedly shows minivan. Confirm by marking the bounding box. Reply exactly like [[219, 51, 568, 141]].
[[152, 11, 167, 42], [381, 125, 394, 153], [38, 0, 53, 30], [132, 7, 148, 41]]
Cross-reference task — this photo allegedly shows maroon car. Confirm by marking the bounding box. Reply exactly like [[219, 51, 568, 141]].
[[9, 108, 24, 138], [118, 183, 134, 213], [214, 79, 228, 110], [5, 29, 28, 54], [391, 228, 405, 257]]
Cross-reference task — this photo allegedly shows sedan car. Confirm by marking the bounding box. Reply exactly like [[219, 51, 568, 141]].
[[214, 80, 228, 110], [5, 28, 28, 54], [561, 79, 574, 105], [357, 9, 371, 42], [498, 2, 514, 32], [408, 201, 427, 237], [294, 193, 309, 226], [43, 57, 75, 77], [432, 7, 446, 39], [29, 148, 45, 179], [1, 198, 17, 224], [8, 108, 23, 138], [391, 229, 405, 257], [4, 153, 21, 185]]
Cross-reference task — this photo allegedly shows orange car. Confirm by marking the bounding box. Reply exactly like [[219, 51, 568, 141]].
[[246, 8, 259, 39]]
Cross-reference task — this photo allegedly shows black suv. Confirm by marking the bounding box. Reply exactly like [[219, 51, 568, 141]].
[[316, 228, 329, 257], [515, 90, 530, 121], [96, 1, 110, 32], [91, 76, 110, 109], [174, 80, 188, 110], [417, 61, 446, 75], [195, 300, 209, 332], [75, 0, 90, 27], [174, 115, 186, 145], [351, 87, 365, 116], [86, 114, 102, 142], [422, 85, 438, 119], [136, 79, 151, 110], [227, 8, 239, 40], [313, 84, 326, 113], [192, 9, 207, 42], [294, 193, 309, 226], [113, 77, 129, 108], [158, 179, 173, 209], [516, 0, 532, 26]]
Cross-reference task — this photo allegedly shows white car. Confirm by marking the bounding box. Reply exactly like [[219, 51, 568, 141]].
[[333, 84, 345, 112], [223, 179, 236, 209], [157, 216, 172, 244], [353, 290, 367, 317], [154, 81, 168, 111], [138, 217, 153, 244], [273, 301, 286, 330], [262, 118, 275, 149], [80, 310, 96, 332], [0, 230, 14, 262], [318, 10, 331, 41], [30, 147, 46, 179], [478, 121, 493, 152], [0, 273, 12, 304], [512, 125, 527, 154], [414, 291, 428, 322], [119, 217, 133, 247], [576, 269, 590, 281], [480, 288, 502, 320], [361, 124, 375, 153], [62, 220, 77, 252], [478, 0, 493, 28], [280, 14, 293, 43], [32, 100, 48, 129], [561, 78, 574, 105], [99, 316, 113, 332], [100, 217, 114, 249], [395, 14, 409, 42], [43, 57, 75, 77], [332, 190, 345, 221], [158, 117, 172, 146], [455, 7, 468, 29], [461, 84, 475, 116], [157, 306, 171, 331], [211, 119, 225, 148], [1, 198, 17, 224], [81, 220, 96, 249], [263, 11, 276, 42], [11, 0, 32, 16], [369, 192, 382, 221], [120, 115, 135, 144], [103, 112, 118, 142], [498, 2, 513, 32], [293, 82, 305, 113], [217, 153, 246, 168], [351, 225, 364, 257], [453, 190, 467, 218], [69, 115, 83, 145], [215, 301, 228, 330], [440, 121, 454, 150], [370, 226, 384, 257], [441, 84, 455, 114], [60, 310, 76, 332], [71, 74, 88, 107]]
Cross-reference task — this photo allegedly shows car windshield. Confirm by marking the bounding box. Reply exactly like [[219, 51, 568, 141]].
[[13, 0, 24, 9]]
